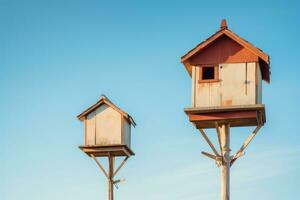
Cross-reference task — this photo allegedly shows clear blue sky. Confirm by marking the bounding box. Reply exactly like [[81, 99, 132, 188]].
[[1, 0, 299, 200]]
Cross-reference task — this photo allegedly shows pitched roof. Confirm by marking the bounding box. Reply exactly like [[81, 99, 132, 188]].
[[181, 19, 270, 82], [77, 95, 136, 127]]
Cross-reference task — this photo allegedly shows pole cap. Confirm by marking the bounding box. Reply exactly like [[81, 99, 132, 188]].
[[220, 19, 228, 29]]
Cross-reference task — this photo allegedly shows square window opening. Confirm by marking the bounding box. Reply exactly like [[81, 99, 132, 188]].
[[202, 66, 215, 80]]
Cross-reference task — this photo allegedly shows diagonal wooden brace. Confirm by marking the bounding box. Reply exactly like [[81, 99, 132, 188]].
[[91, 154, 109, 179], [199, 129, 221, 157], [201, 151, 223, 164], [113, 156, 129, 177], [230, 151, 245, 160], [201, 151, 217, 160], [230, 125, 262, 166]]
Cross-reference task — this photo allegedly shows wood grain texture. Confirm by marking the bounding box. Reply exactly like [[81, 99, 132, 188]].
[[219, 124, 230, 200], [193, 63, 258, 108], [189, 36, 258, 66]]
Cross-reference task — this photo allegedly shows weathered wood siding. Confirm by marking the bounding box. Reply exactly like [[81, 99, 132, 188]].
[[191, 66, 196, 107], [123, 120, 131, 148], [189, 36, 259, 66], [193, 62, 260, 107], [86, 112, 96, 145], [257, 63, 262, 103], [194, 66, 221, 107], [85, 104, 122, 146]]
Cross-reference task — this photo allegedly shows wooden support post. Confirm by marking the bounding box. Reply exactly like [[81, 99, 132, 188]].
[[219, 124, 230, 200], [91, 154, 130, 200], [215, 123, 224, 158], [108, 156, 114, 200], [90, 152, 132, 200]]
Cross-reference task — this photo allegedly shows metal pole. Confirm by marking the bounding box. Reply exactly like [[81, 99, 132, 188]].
[[108, 156, 114, 200], [219, 124, 230, 200]]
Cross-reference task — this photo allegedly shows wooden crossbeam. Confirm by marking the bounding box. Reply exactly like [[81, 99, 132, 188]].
[[230, 125, 262, 166], [113, 179, 125, 184], [199, 129, 220, 157], [201, 151, 217, 161], [113, 156, 129, 177], [91, 154, 109, 179]]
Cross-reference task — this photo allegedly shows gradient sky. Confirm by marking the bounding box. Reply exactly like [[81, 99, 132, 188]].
[[1, 0, 300, 200]]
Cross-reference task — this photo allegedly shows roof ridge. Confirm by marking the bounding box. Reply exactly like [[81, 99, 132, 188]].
[[77, 95, 136, 126]]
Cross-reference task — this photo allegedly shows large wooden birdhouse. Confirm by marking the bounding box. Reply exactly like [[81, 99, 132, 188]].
[[182, 20, 271, 200], [77, 95, 136, 157], [183, 20, 270, 128]]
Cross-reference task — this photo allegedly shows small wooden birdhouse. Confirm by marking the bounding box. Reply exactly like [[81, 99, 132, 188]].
[[181, 19, 270, 108], [77, 95, 136, 157], [182, 20, 270, 128]]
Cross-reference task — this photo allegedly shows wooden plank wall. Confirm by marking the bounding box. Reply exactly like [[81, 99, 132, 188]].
[[85, 104, 123, 146], [193, 62, 258, 107]]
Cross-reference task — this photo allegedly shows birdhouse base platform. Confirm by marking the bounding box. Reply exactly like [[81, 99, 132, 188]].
[[79, 145, 135, 157], [184, 104, 265, 129]]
